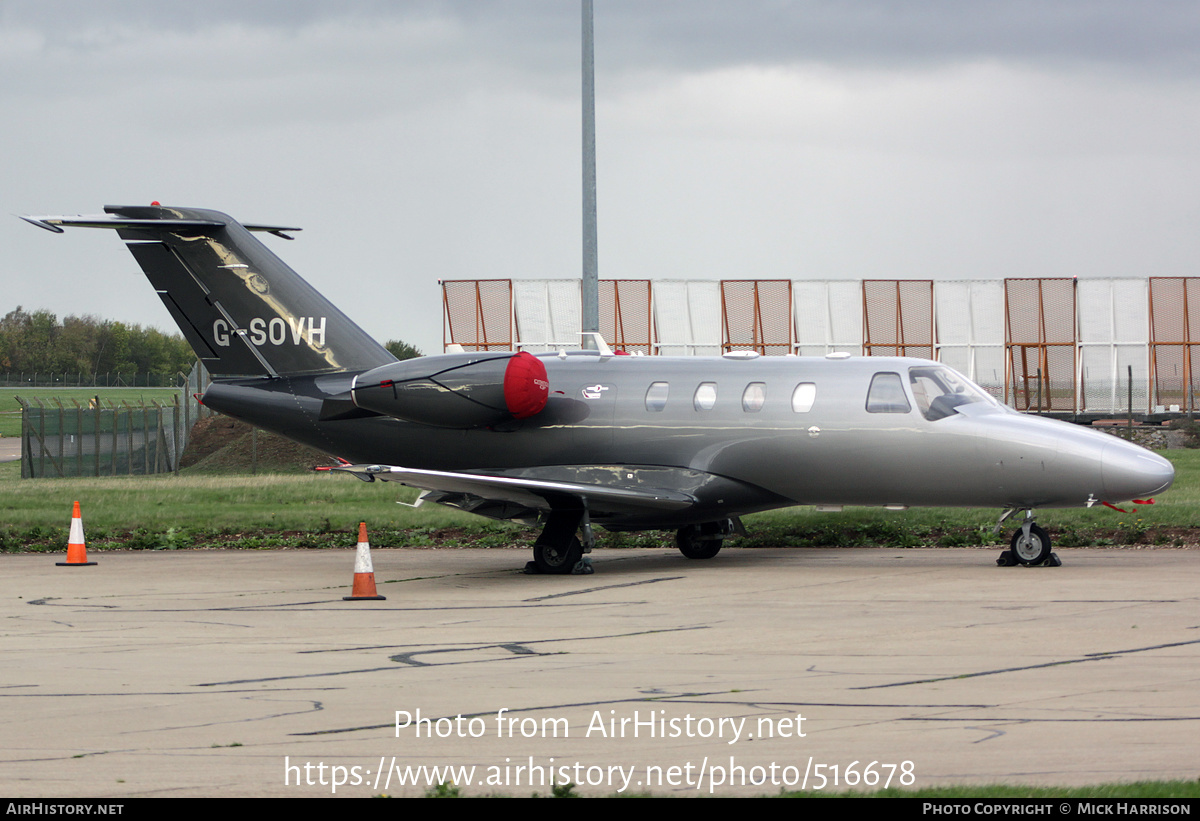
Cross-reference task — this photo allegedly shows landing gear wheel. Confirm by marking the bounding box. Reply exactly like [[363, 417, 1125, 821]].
[[676, 524, 723, 560], [533, 536, 583, 574], [1010, 524, 1051, 566]]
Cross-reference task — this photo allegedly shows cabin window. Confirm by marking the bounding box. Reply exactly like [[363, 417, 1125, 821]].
[[742, 382, 766, 412], [865, 372, 911, 413], [791, 382, 816, 413], [645, 381, 669, 412], [694, 382, 717, 411]]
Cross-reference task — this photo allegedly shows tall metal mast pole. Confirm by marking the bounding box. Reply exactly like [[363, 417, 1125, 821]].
[[581, 0, 599, 334]]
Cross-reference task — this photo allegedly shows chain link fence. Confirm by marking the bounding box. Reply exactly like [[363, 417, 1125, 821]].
[[16, 362, 212, 478], [0, 372, 188, 388]]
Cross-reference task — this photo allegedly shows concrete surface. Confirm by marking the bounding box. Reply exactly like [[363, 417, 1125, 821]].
[[2, 545, 1198, 797]]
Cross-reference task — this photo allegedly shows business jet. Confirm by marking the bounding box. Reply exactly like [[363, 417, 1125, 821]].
[[23, 206, 1175, 574]]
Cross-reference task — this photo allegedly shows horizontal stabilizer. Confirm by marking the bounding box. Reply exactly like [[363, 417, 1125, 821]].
[[21, 213, 301, 238]]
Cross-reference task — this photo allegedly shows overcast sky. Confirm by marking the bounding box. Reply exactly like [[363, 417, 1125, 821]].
[[3, 1, 1199, 355]]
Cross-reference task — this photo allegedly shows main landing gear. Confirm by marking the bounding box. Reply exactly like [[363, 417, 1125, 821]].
[[994, 508, 1061, 567], [526, 512, 745, 573], [527, 507, 594, 575], [675, 519, 740, 560]]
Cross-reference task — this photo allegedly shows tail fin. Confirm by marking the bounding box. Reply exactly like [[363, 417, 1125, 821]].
[[22, 205, 395, 377]]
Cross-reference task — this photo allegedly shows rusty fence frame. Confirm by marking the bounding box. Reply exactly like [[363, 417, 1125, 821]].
[[861, 279, 936, 359], [719, 279, 794, 355], [441, 277, 1200, 415]]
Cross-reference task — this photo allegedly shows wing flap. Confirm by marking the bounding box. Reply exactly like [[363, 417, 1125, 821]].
[[331, 464, 696, 516]]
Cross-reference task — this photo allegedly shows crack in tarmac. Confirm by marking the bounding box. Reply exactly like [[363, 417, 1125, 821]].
[[523, 576, 683, 601], [854, 637, 1200, 689], [197, 626, 708, 685]]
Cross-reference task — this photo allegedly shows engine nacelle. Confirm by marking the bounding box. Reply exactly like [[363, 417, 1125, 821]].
[[351, 351, 548, 428]]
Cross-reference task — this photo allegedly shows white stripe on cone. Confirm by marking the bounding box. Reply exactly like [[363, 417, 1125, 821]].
[[354, 535, 374, 574], [69, 511, 85, 546]]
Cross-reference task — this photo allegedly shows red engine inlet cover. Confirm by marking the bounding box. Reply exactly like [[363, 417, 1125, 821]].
[[503, 351, 549, 419]]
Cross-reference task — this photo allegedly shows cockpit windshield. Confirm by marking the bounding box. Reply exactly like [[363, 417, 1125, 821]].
[[908, 366, 996, 421]]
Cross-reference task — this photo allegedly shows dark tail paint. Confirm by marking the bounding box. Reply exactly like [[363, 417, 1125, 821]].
[[107, 205, 394, 377]]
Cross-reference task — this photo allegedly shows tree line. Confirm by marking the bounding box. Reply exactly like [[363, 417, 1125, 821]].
[[0, 306, 424, 376], [0, 307, 195, 376]]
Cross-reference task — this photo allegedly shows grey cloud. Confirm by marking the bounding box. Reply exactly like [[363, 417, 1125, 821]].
[[6, 1, 1200, 75]]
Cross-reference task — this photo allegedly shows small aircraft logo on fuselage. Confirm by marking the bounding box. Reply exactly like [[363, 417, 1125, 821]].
[[582, 384, 609, 400]]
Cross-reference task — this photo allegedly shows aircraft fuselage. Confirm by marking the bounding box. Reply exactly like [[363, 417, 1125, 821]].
[[203, 352, 1173, 529]]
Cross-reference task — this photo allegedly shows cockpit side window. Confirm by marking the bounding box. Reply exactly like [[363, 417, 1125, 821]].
[[908, 366, 994, 421], [865, 372, 911, 414]]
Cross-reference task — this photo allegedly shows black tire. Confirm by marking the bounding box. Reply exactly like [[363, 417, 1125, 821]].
[[1010, 524, 1051, 566], [676, 525, 723, 560], [533, 536, 583, 574]]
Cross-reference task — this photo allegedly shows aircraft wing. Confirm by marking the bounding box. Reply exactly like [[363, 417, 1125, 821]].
[[330, 463, 697, 521]]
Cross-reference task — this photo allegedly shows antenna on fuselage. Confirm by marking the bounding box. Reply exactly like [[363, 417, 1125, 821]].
[[580, 332, 613, 360]]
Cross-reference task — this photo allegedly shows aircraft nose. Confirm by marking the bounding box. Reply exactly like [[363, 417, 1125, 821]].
[[1101, 439, 1174, 501]]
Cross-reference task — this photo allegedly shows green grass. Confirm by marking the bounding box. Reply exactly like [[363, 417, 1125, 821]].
[[0, 472, 472, 531], [0, 470, 532, 552], [1, 450, 1198, 553], [0, 386, 185, 437], [2, 446, 1198, 553]]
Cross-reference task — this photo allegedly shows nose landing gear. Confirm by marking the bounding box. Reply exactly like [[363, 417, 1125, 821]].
[[994, 509, 1061, 567]]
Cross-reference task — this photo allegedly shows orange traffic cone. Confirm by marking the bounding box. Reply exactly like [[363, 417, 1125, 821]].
[[57, 501, 97, 567], [344, 522, 385, 601]]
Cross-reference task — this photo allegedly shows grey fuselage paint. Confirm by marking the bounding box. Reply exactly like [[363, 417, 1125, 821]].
[[202, 353, 1172, 530]]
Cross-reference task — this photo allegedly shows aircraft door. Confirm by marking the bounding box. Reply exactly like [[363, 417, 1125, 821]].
[[569, 376, 617, 456]]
